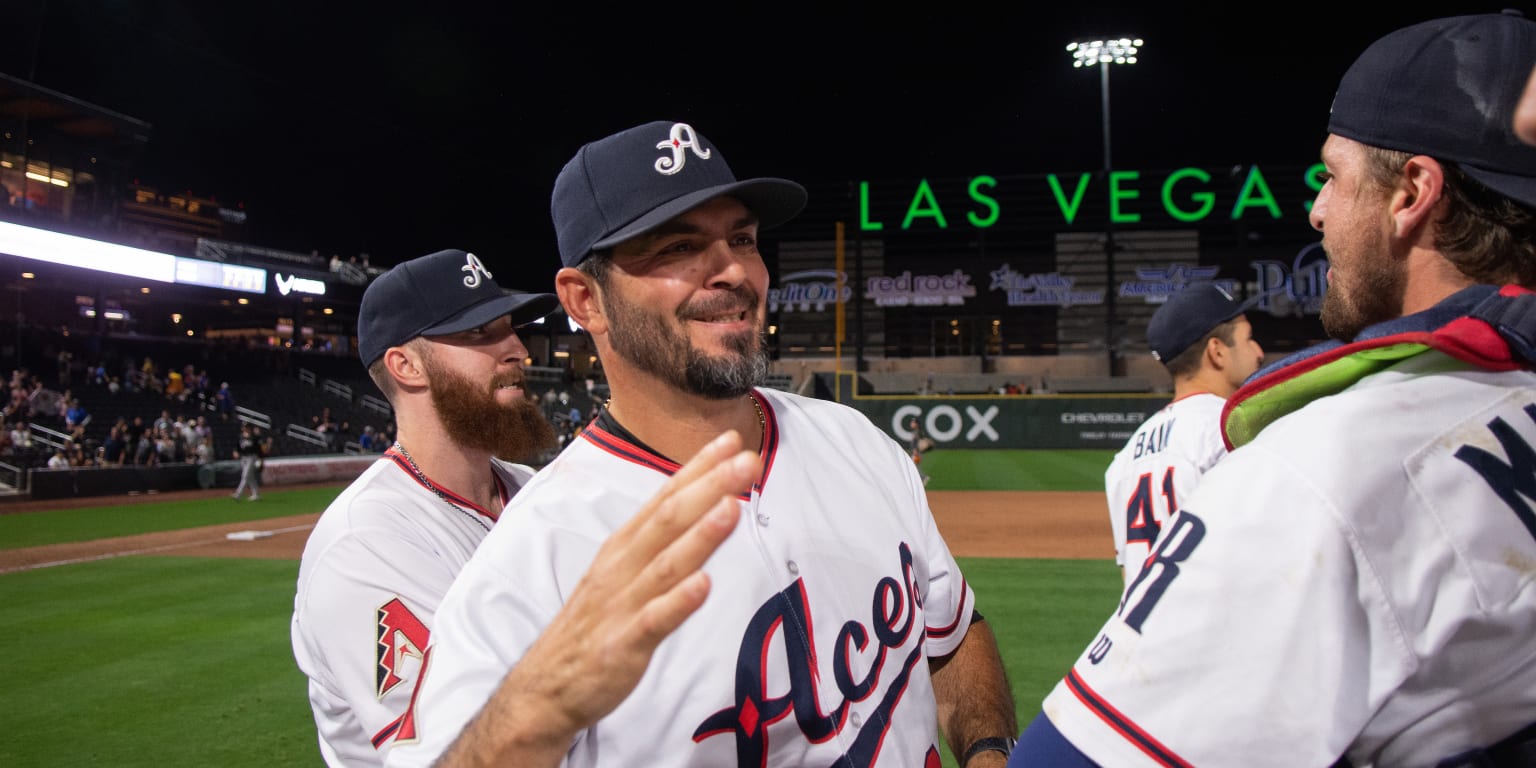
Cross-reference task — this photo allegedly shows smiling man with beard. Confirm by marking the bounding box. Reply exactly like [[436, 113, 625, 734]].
[[1011, 12, 1536, 767], [290, 247, 560, 767], [389, 122, 1017, 768]]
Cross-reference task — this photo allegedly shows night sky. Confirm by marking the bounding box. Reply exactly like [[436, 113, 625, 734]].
[[4, 0, 1485, 287]]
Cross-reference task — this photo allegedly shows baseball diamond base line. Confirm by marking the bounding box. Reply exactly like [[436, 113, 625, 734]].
[[0, 489, 1112, 572]]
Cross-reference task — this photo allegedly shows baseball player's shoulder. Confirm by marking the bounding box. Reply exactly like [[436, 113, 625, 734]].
[[755, 387, 885, 435], [1171, 391, 1226, 420], [302, 457, 407, 547], [1242, 352, 1530, 454], [488, 437, 649, 541]]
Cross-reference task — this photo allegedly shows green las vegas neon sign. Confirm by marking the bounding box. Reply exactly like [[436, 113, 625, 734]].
[[857, 164, 1328, 230]]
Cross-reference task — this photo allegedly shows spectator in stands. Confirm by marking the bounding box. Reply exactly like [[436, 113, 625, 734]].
[[106, 375, 122, 396], [193, 435, 213, 465], [215, 382, 235, 421], [64, 398, 89, 430], [47, 449, 69, 469], [357, 425, 377, 453], [9, 420, 32, 453], [155, 428, 178, 465], [176, 415, 196, 451], [100, 419, 127, 466], [193, 415, 213, 445], [141, 357, 162, 394], [182, 365, 206, 399], [165, 369, 185, 400], [311, 407, 339, 444], [154, 409, 174, 435], [26, 378, 62, 421], [124, 416, 149, 465]]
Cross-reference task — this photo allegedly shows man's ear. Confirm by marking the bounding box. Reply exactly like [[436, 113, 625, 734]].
[[1205, 335, 1229, 370], [1392, 155, 1446, 238], [556, 267, 607, 335], [382, 344, 429, 389]]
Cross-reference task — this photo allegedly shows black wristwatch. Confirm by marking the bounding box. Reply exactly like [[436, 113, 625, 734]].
[[962, 736, 1017, 765]]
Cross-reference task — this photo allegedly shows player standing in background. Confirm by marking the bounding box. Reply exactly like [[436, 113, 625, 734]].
[[1102, 283, 1262, 588], [231, 422, 262, 500], [388, 121, 1018, 768], [290, 247, 561, 767], [1012, 11, 1536, 766]]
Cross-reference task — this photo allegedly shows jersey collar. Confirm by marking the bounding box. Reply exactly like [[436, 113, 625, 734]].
[[581, 389, 777, 499]]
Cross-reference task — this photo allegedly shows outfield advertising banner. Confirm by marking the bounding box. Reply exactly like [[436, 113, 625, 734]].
[[851, 396, 1169, 450]]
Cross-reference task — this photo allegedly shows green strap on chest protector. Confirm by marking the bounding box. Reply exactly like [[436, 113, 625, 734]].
[[1222, 342, 1433, 450]]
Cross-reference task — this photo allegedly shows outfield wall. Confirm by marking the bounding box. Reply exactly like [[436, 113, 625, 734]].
[[829, 372, 1169, 450], [26, 455, 375, 501]]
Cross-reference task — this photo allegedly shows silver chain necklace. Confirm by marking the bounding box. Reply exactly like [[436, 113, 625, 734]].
[[393, 441, 491, 532]]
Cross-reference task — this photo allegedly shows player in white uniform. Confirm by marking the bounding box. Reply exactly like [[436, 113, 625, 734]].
[[387, 121, 1019, 768], [290, 247, 559, 767], [1103, 283, 1262, 588], [1011, 12, 1536, 766]]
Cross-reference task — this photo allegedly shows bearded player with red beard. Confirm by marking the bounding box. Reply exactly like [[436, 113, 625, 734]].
[[290, 247, 561, 767]]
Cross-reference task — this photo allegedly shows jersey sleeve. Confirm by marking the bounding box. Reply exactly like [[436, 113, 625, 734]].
[[883, 421, 975, 659], [1034, 442, 1400, 767], [292, 527, 464, 766]]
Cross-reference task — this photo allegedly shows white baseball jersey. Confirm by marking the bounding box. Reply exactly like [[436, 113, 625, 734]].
[[1103, 392, 1228, 588], [291, 448, 534, 767], [386, 388, 976, 768], [1019, 285, 1536, 767]]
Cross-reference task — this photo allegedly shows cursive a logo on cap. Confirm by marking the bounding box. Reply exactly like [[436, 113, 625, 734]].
[[461, 252, 494, 288], [654, 123, 712, 176]]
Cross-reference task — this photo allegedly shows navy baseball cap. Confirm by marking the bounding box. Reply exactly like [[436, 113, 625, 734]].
[[1147, 283, 1255, 363], [1327, 10, 1536, 207], [357, 248, 559, 367], [551, 121, 808, 268]]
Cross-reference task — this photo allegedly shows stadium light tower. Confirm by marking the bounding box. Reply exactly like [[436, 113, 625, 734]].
[[1067, 36, 1141, 377]]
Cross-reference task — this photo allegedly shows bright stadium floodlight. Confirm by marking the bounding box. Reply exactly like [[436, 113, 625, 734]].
[[1066, 37, 1142, 69], [1066, 35, 1142, 377]]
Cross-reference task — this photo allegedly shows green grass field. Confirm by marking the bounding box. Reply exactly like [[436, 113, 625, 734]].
[[0, 450, 1122, 766], [922, 448, 1115, 491]]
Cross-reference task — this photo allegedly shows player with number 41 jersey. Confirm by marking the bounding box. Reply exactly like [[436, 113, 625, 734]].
[[1104, 283, 1264, 589]]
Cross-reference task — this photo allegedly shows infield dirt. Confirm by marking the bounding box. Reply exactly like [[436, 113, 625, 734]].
[[0, 487, 1112, 572]]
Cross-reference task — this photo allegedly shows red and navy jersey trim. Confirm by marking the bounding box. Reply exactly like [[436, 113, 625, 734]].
[[925, 575, 969, 641], [383, 448, 501, 523], [1063, 669, 1193, 767], [580, 390, 778, 500]]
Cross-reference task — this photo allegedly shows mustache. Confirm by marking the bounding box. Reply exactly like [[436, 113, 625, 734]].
[[490, 372, 527, 390], [678, 285, 760, 320]]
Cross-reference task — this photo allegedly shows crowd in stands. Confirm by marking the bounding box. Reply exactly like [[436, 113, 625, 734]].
[[0, 323, 604, 489]]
